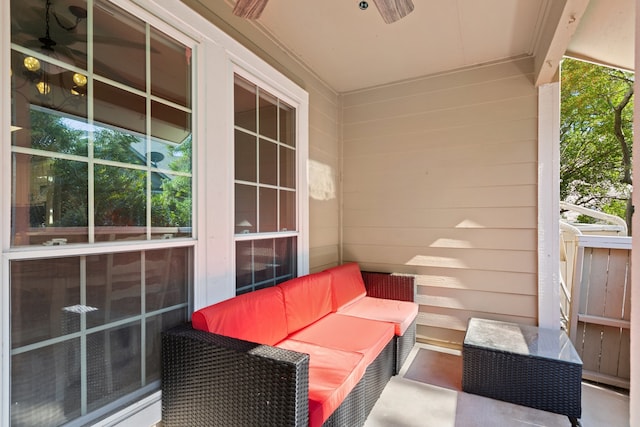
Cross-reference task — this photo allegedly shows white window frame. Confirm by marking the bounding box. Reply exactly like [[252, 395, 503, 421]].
[[0, 0, 309, 425]]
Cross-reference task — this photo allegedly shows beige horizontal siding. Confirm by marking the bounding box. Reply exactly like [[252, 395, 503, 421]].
[[342, 57, 538, 347]]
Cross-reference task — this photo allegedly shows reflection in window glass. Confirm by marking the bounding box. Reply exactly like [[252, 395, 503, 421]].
[[12, 152, 89, 246], [10, 249, 190, 425], [94, 81, 146, 136], [11, 257, 81, 348], [94, 0, 146, 91], [9, 0, 193, 424], [234, 75, 257, 132], [151, 172, 192, 236], [234, 73, 298, 294], [86, 253, 142, 328], [151, 27, 191, 107], [235, 237, 297, 294], [94, 165, 146, 241]]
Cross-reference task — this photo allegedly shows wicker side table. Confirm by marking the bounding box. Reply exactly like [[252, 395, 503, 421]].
[[462, 318, 582, 427]]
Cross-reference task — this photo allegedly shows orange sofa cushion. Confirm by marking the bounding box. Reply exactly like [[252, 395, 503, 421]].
[[277, 339, 366, 427], [191, 286, 287, 346], [288, 313, 394, 366], [339, 296, 418, 336], [278, 271, 333, 334], [326, 262, 367, 310]]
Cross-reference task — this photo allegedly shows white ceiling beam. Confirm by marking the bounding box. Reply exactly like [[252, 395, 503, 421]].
[[534, 0, 590, 86]]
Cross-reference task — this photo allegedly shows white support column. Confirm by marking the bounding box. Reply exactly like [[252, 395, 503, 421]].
[[537, 82, 561, 330], [629, 1, 640, 424]]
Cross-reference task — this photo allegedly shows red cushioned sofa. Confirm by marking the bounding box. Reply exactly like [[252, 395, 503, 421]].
[[161, 263, 418, 427]]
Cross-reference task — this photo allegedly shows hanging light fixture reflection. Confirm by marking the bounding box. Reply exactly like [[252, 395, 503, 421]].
[[36, 81, 51, 95], [23, 56, 41, 72]]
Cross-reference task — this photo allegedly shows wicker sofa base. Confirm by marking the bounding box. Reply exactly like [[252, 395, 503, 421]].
[[162, 324, 398, 427]]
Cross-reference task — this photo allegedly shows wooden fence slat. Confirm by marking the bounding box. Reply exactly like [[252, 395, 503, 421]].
[[584, 248, 610, 316], [618, 328, 631, 379], [604, 249, 628, 320], [599, 325, 622, 377], [580, 322, 602, 373]]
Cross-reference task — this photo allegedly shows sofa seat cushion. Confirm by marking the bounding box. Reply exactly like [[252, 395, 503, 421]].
[[276, 339, 366, 427], [191, 286, 287, 346], [278, 271, 333, 335], [288, 313, 395, 366], [339, 296, 419, 336], [326, 262, 367, 310]]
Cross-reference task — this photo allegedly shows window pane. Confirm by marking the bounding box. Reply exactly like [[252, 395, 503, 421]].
[[254, 239, 275, 284], [236, 241, 253, 291], [11, 52, 89, 127], [259, 187, 277, 232], [234, 75, 256, 131], [151, 28, 191, 107], [151, 101, 191, 150], [280, 145, 296, 189], [87, 323, 142, 410], [235, 130, 256, 182], [235, 184, 256, 234], [93, 124, 146, 166], [280, 190, 296, 232], [85, 253, 141, 328], [11, 258, 81, 348], [11, 0, 88, 70], [259, 90, 277, 139], [12, 153, 89, 247], [146, 309, 187, 384], [280, 101, 296, 147], [235, 237, 296, 294], [259, 138, 277, 185], [276, 237, 297, 281], [94, 0, 146, 92], [146, 248, 190, 311], [94, 165, 146, 241], [12, 340, 81, 426], [94, 80, 146, 136], [151, 173, 192, 237]]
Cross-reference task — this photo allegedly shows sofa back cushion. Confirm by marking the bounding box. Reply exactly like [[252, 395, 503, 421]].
[[326, 262, 367, 310], [191, 286, 287, 346], [278, 271, 333, 334]]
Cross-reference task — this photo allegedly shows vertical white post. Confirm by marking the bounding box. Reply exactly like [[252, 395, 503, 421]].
[[538, 82, 561, 330], [630, 1, 640, 424]]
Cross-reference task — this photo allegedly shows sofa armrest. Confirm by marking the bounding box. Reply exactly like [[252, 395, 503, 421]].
[[361, 271, 415, 302], [162, 323, 309, 427]]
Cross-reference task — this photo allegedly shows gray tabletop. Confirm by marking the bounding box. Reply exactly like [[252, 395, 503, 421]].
[[464, 318, 582, 365]]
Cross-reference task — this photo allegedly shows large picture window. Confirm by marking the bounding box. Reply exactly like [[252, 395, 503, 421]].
[[8, 0, 193, 425], [234, 74, 298, 294]]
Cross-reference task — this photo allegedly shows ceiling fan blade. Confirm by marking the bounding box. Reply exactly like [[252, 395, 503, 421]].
[[233, 0, 269, 19], [372, 0, 415, 24]]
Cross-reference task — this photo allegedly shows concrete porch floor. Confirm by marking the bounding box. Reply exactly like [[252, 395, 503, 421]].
[[364, 343, 630, 427]]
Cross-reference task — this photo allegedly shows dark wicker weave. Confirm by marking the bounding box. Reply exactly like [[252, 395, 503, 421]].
[[363, 339, 395, 416], [462, 319, 582, 426], [361, 271, 415, 302], [162, 324, 398, 426], [162, 324, 310, 427], [395, 318, 417, 373]]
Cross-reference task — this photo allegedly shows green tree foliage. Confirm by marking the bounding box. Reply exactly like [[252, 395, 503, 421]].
[[32, 109, 192, 230], [560, 58, 634, 231]]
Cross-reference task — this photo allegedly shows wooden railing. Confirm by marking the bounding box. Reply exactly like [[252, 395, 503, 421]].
[[568, 235, 631, 389]]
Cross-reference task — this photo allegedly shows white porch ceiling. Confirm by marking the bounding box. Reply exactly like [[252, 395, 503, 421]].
[[215, 0, 635, 93]]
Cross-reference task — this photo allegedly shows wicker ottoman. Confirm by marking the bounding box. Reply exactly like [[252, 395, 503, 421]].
[[462, 318, 582, 426]]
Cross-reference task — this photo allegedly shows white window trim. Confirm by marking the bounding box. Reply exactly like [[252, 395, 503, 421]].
[[537, 82, 560, 330], [1, 0, 309, 426]]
